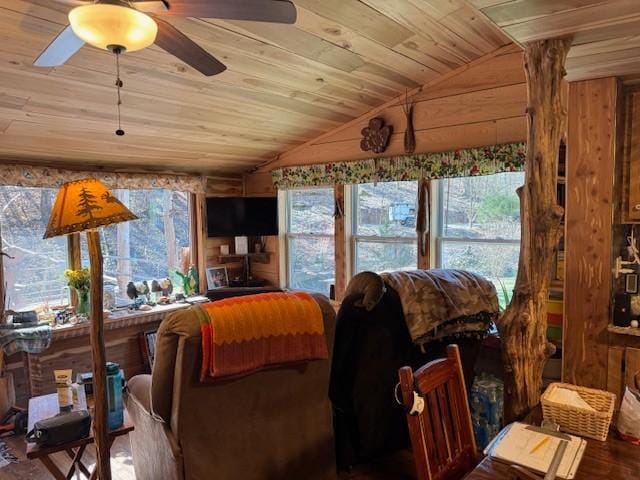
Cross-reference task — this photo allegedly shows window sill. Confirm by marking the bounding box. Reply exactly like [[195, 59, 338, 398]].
[[51, 301, 197, 340]]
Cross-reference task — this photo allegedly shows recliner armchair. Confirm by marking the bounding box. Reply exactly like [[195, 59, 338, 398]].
[[126, 294, 337, 480]]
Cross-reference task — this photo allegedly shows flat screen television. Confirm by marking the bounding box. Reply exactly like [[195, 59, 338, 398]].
[[206, 196, 278, 237]]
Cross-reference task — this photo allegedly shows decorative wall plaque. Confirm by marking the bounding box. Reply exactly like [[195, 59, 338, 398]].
[[360, 117, 393, 154]]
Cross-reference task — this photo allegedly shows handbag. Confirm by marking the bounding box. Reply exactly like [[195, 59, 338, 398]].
[[26, 410, 91, 447], [617, 371, 640, 445]]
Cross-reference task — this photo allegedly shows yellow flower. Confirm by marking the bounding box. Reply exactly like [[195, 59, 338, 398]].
[[64, 268, 91, 289]]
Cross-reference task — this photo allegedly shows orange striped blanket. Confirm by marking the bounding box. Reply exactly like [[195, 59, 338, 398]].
[[197, 292, 328, 382]]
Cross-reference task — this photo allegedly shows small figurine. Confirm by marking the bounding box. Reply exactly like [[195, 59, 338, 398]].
[[126, 280, 150, 300], [159, 278, 173, 297], [151, 280, 162, 294], [126, 282, 137, 300]]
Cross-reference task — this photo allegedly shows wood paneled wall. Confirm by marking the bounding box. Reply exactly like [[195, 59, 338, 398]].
[[262, 45, 527, 170], [563, 78, 618, 390], [203, 177, 244, 285], [243, 172, 279, 287]]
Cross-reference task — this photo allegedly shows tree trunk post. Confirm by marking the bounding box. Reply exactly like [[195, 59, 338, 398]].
[[497, 38, 572, 421], [86, 230, 111, 480]]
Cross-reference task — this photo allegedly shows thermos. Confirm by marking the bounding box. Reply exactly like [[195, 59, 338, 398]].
[[106, 362, 124, 430]]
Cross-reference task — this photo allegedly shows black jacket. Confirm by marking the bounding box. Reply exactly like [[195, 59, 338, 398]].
[[329, 286, 483, 471]]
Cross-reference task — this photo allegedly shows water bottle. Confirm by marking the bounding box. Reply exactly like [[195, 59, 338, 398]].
[[106, 362, 124, 430]]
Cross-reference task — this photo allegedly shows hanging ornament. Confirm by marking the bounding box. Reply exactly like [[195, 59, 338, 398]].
[[402, 90, 416, 154]]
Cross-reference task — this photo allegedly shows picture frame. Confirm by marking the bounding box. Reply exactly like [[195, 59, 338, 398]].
[[206, 266, 229, 290], [139, 329, 158, 374], [625, 273, 639, 294]]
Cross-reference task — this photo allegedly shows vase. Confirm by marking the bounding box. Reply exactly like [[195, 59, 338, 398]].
[[75, 288, 90, 316]]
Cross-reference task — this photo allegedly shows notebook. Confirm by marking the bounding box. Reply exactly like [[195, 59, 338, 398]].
[[484, 422, 587, 479]]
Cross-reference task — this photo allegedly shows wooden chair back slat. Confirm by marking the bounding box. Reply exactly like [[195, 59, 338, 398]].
[[448, 381, 466, 455], [436, 383, 457, 458], [424, 390, 444, 469], [418, 405, 439, 472], [398, 344, 478, 480]]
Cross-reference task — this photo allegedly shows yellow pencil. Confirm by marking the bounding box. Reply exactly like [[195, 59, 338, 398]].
[[530, 436, 551, 455]]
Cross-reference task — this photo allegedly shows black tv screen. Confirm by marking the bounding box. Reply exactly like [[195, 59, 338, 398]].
[[206, 197, 278, 237]]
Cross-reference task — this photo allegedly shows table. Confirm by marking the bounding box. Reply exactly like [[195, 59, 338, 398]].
[[466, 410, 640, 479], [26, 394, 134, 480]]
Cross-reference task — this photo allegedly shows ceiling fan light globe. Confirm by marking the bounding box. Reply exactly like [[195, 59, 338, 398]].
[[68, 4, 157, 53]]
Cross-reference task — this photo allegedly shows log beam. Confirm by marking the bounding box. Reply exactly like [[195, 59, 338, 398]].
[[87, 230, 111, 480], [497, 38, 571, 421]]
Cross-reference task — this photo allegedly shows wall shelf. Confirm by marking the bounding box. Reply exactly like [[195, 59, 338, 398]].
[[217, 253, 270, 264], [608, 324, 640, 337]]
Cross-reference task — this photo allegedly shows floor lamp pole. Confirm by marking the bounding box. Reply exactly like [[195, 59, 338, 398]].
[[87, 230, 111, 480]]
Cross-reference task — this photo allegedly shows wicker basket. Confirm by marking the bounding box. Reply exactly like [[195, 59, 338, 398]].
[[541, 382, 615, 441]]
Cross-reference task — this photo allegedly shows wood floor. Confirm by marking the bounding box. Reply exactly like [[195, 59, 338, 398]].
[[0, 434, 416, 479]]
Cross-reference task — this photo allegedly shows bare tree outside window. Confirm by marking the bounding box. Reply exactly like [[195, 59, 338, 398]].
[[285, 188, 335, 295], [79, 188, 190, 303], [435, 172, 524, 308], [0, 187, 68, 310], [353, 181, 418, 274]]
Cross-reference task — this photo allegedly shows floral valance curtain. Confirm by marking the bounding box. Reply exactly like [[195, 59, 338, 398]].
[[0, 164, 206, 194], [272, 142, 526, 189]]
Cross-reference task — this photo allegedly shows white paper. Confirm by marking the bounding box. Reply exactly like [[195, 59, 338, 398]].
[[548, 388, 596, 411], [491, 422, 586, 479]]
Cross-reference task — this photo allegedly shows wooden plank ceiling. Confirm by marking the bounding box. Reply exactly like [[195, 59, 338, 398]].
[[0, 0, 510, 175], [469, 0, 640, 81]]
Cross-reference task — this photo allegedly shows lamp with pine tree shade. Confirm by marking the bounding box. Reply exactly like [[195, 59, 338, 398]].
[[44, 178, 137, 480]]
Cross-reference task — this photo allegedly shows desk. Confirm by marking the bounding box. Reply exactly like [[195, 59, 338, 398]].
[[26, 394, 134, 480], [467, 409, 640, 480]]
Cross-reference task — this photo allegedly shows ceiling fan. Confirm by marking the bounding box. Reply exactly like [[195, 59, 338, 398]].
[[34, 0, 297, 76]]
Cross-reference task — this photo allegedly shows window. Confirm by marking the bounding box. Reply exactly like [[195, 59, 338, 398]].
[[433, 172, 524, 307], [0, 186, 69, 310], [285, 188, 335, 295], [353, 181, 418, 274], [80, 189, 190, 304]]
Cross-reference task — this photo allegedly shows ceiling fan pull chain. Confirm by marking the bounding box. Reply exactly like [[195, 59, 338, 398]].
[[115, 50, 125, 136]]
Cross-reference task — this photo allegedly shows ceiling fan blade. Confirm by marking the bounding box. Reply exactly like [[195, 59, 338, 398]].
[[154, 18, 226, 76], [33, 25, 85, 67], [156, 0, 297, 24]]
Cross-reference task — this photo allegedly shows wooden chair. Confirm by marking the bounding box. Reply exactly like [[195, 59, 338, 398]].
[[398, 344, 478, 480]]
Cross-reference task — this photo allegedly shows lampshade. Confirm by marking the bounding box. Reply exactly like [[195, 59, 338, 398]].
[[68, 3, 158, 53], [44, 178, 138, 239]]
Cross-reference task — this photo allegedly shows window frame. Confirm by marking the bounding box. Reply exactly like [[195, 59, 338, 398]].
[[0, 186, 196, 310], [431, 175, 522, 268], [0, 186, 76, 311], [281, 187, 336, 293], [349, 182, 419, 275]]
